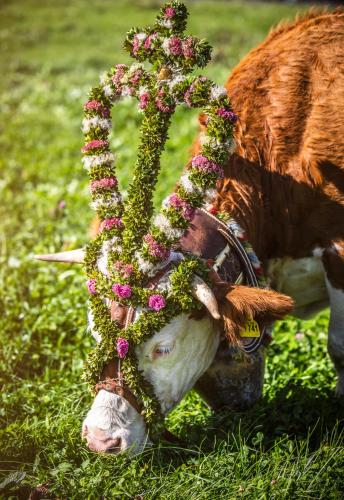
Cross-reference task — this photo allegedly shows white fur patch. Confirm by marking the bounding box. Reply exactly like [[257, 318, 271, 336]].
[[82, 389, 149, 454], [135, 314, 220, 413]]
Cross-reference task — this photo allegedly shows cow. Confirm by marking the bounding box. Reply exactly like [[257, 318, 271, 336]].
[[38, 9, 344, 454]]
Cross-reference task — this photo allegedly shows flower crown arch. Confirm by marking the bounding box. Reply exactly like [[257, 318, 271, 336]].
[[81, 1, 237, 434]]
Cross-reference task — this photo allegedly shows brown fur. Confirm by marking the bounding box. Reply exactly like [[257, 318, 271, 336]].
[[220, 285, 294, 343], [195, 10, 344, 289]]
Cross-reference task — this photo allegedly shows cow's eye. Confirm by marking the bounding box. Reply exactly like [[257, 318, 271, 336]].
[[153, 344, 174, 359]]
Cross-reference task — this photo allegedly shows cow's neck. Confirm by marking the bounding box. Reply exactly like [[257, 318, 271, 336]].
[[213, 154, 269, 258], [213, 153, 316, 261]]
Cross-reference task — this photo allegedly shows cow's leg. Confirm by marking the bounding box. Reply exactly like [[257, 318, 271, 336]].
[[194, 340, 265, 411], [322, 243, 344, 396]]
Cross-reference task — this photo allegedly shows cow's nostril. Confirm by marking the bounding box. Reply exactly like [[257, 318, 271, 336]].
[[84, 429, 122, 453], [107, 437, 121, 452]]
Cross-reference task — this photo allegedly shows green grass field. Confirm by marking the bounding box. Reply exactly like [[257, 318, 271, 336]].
[[1, 0, 344, 498]]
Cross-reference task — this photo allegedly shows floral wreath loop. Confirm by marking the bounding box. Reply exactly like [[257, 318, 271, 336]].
[[82, 1, 237, 435]]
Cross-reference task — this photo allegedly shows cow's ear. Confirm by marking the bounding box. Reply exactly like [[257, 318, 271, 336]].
[[219, 285, 294, 344]]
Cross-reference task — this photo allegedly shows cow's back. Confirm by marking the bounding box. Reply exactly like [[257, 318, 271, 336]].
[[227, 10, 344, 181], [219, 10, 344, 259]]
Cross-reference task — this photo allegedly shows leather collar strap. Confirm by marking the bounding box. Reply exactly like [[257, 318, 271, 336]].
[[181, 208, 266, 354], [95, 376, 143, 414]]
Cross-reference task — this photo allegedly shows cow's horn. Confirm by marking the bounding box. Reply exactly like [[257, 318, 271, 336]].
[[191, 276, 221, 320], [34, 248, 85, 263]]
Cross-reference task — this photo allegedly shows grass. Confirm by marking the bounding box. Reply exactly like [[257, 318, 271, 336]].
[[1, 0, 343, 498]]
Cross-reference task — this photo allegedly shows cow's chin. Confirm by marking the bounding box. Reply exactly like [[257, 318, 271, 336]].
[[82, 390, 149, 455]]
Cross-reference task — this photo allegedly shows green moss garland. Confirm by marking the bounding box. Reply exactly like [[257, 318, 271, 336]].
[[81, 1, 237, 435]]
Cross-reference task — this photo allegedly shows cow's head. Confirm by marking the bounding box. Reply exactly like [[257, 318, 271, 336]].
[[37, 249, 292, 453], [82, 277, 292, 454]]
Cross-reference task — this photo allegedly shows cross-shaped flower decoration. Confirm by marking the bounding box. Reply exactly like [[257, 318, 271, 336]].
[[82, 1, 237, 435]]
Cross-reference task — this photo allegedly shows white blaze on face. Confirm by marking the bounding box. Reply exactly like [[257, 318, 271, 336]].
[[135, 313, 220, 413], [82, 313, 220, 453]]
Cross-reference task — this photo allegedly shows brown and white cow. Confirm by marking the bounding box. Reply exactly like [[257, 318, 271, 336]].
[[78, 10, 344, 453]]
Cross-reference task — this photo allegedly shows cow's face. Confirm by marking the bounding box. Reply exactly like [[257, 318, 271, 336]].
[[82, 283, 294, 454], [82, 312, 220, 453]]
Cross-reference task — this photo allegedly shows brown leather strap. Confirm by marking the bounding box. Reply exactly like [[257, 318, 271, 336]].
[[95, 376, 143, 414]]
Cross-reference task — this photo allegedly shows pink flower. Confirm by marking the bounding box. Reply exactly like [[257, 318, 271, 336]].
[[114, 261, 134, 278], [130, 70, 143, 85], [132, 36, 140, 55], [182, 37, 194, 58], [164, 7, 175, 18], [82, 140, 109, 153], [295, 332, 304, 341], [112, 64, 127, 90], [168, 193, 195, 221], [58, 200, 66, 210], [191, 155, 224, 179], [156, 89, 174, 113], [184, 77, 208, 107], [101, 217, 123, 231], [168, 193, 183, 208], [217, 108, 238, 122], [144, 35, 152, 50], [123, 264, 134, 277], [182, 205, 195, 221], [156, 98, 174, 113], [148, 294, 166, 311], [116, 337, 129, 358], [112, 283, 132, 299], [139, 92, 150, 110], [90, 177, 117, 192], [144, 234, 170, 260], [87, 279, 97, 294], [168, 36, 183, 56], [84, 100, 110, 118]]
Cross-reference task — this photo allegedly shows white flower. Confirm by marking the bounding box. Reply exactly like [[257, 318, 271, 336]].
[[199, 133, 221, 147], [168, 75, 186, 102], [121, 85, 132, 97], [135, 252, 155, 275], [228, 138, 236, 154], [162, 38, 171, 56], [203, 201, 213, 211], [90, 192, 122, 210], [88, 308, 101, 342], [156, 273, 173, 293], [204, 188, 217, 203], [158, 18, 173, 29], [228, 219, 245, 239], [103, 84, 114, 98], [162, 195, 171, 209], [202, 188, 217, 211], [138, 86, 148, 96], [128, 63, 144, 75], [210, 85, 227, 100], [97, 236, 121, 276], [99, 72, 108, 85], [136, 33, 147, 42], [179, 173, 203, 195], [82, 152, 115, 171], [82, 117, 112, 134], [153, 214, 184, 240]]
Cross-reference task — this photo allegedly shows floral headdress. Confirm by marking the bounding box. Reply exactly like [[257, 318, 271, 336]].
[[42, 1, 237, 435]]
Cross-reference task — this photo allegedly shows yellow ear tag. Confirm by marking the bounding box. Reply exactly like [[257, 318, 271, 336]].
[[240, 319, 260, 338]]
